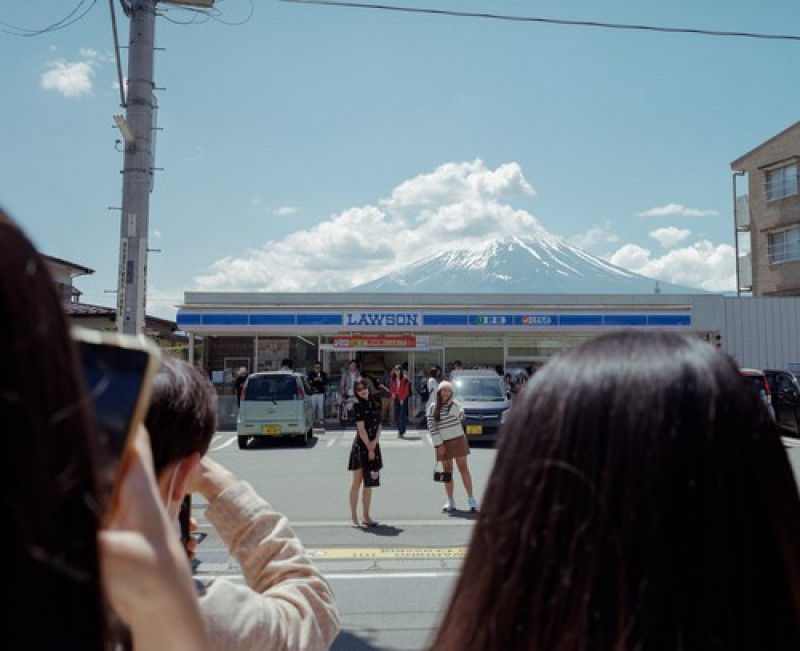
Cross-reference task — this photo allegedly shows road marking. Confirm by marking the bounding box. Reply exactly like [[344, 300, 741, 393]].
[[326, 571, 459, 579], [209, 434, 238, 451], [194, 571, 458, 582], [307, 546, 466, 560], [288, 518, 476, 527]]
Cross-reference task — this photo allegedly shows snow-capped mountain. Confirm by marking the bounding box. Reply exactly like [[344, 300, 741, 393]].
[[349, 235, 705, 294]]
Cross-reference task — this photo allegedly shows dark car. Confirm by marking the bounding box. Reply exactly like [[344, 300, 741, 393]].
[[763, 369, 800, 435], [449, 369, 512, 443]]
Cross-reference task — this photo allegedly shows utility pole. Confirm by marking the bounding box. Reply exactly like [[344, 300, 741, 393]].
[[116, 0, 156, 334]]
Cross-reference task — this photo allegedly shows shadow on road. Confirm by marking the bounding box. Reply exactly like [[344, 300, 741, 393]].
[[331, 631, 382, 650], [356, 524, 404, 537]]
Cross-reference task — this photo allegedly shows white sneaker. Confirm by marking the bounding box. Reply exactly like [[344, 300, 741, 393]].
[[442, 498, 456, 512], [468, 496, 479, 512]]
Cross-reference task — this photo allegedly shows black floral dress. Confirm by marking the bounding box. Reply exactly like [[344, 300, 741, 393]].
[[347, 397, 383, 471]]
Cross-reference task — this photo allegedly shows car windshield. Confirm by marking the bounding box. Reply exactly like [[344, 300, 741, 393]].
[[244, 376, 297, 400], [452, 377, 505, 401]]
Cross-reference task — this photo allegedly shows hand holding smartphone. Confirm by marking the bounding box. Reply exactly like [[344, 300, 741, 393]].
[[72, 326, 160, 520]]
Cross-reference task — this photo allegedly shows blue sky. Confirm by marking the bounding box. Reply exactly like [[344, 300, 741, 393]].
[[2, 1, 799, 320]]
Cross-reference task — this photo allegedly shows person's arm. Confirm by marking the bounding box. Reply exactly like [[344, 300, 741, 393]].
[[100, 427, 209, 651], [190, 457, 340, 650], [426, 405, 446, 460], [354, 413, 377, 462]]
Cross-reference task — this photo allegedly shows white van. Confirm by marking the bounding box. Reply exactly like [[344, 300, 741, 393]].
[[236, 371, 314, 449], [449, 369, 512, 443]]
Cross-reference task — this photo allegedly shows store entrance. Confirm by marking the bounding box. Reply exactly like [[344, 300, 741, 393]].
[[324, 347, 444, 426]]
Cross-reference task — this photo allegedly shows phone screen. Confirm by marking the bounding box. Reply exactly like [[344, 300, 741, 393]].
[[78, 339, 151, 461], [73, 328, 159, 513]]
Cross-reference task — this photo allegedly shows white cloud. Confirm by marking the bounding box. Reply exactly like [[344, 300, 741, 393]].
[[568, 224, 619, 251], [649, 226, 690, 248], [190, 160, 736, 295], [274, 206, 299, 217], [194, 160, 546, 291], [40, 49, 108, 98], [638, 203, 718, 218], [608, 240, 736, 292]]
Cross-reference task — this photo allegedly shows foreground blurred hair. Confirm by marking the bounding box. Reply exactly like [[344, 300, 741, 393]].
[[0, 209, 109, 648], [432, 330, 800, 650]]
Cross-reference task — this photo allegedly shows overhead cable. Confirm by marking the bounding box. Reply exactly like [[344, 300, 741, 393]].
[[281, 0, 800, 42]]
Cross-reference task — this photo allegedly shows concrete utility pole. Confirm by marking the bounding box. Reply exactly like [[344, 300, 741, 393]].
[[116, 0, 156, 334]]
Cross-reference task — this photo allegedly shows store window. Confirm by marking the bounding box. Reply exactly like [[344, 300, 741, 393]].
[[768, 227, 800, 264]]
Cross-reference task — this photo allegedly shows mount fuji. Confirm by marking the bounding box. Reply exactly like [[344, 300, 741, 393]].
[[349, 235, 706, 295]]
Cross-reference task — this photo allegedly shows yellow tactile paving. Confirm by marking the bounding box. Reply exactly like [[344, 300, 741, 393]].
[[307, 547, 466, 560]]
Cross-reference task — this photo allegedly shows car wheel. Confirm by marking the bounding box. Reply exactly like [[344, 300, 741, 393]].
[[297, 429, 309, 447], [237, 435, 249, 449]]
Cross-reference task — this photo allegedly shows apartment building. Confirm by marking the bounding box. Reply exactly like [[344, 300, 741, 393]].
[[731, 121, 800, 296]]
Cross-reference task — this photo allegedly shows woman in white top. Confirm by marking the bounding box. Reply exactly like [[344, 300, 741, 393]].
[[426, 381, 479, 513]]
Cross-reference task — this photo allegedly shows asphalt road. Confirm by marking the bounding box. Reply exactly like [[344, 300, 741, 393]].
[[193, 426, 800, 650], [193, 424, 497, 650]]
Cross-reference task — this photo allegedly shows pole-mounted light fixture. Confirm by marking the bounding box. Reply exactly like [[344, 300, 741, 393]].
[[113, 114, 135, 147]]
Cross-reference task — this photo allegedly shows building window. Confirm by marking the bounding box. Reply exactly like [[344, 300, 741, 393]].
[[764, 162, 798, 201], [768, 227, 800, 264]]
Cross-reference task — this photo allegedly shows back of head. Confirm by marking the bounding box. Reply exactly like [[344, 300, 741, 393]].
[[433, 330, 800, 650], [0, 210, 107, 648], [145, 354, 218, 476]]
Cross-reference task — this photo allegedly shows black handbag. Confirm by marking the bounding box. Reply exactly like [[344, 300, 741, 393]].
[[433, 461, 452, 483], [363, 458, 381, 487]]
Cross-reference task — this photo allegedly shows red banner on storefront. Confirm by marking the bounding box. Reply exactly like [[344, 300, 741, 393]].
[[333, 335, 416, 348]]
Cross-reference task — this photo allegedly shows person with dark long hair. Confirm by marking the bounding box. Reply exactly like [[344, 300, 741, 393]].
[[347, 379, 383, 526], [427, 381, 478, 513], [431, 331, 800, 650], [0, 208, 208, 649]]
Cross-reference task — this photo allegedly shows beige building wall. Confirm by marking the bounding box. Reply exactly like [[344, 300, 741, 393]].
[[731, 121, 800, 296]]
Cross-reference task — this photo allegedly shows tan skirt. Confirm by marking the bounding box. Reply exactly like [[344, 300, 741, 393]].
[[442, 435, 470, 460]]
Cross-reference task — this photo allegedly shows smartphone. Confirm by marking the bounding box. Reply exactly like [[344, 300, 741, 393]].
[[72, 326, 160, 517]]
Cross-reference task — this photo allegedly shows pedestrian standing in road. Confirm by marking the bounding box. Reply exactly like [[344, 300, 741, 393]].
[[390, 364, 411, 437], [0, 209, 209, 651], [427, 381, 479, 513], [307, 361, 328, 427], [431, 330, 800, 650], [145, 355, 340, 650], [347, 380, 383, 527]]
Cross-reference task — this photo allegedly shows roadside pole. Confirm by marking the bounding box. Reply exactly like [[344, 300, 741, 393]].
[[116, 0, 156, 335]]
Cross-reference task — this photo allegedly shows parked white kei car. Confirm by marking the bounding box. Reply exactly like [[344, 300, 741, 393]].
[[236, 371, 314, 449]]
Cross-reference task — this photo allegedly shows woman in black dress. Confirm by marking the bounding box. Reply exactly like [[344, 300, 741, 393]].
[[347, 379, 383, 527]]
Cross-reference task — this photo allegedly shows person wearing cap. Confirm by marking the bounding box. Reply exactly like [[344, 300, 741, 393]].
[[426, 380, 479, 513]]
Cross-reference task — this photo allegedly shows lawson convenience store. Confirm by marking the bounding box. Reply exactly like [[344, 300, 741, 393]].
[[176, 291, 724, 423]]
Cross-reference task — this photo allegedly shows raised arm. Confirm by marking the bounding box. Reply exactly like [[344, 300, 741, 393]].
[[189, 457, 340, 650]]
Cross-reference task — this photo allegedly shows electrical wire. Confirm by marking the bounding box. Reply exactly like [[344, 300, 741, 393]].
[[0, 0, 98, 36], [280, 0, 800, 42], [157, 0, 254, 27]]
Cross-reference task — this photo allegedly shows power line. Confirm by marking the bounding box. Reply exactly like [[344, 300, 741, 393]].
[[0, 0, 98, 37], [281, 0, 800, 42]]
